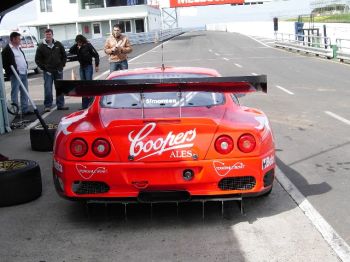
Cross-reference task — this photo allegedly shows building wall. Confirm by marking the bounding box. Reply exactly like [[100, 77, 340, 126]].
[[101, 21, 111, 37], [78, 5, 149, 19], [35, 0, 79, 22], [148, 13, 161, 31], [24, 0, 161, 40], [207, 21, 350, 44]]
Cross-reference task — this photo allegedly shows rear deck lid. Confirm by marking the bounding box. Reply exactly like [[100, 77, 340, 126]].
[[106, 118, 219, 162]]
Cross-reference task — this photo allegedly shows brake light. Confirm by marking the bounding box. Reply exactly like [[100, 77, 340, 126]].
[[238, 134, 256, 153], [70, 138, 88, 157], [92, 138, 111, 157], [215, 135, 234, 154]]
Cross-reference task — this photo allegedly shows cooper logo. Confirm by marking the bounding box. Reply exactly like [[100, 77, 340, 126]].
[[213, 161, 245, 176], [262, 155, 274, 170], [128, 122, 196, 161], [76, 164, 108, 180]]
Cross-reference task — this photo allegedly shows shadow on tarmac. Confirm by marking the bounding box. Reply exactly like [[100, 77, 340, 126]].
[[276, 156, 332, 197]]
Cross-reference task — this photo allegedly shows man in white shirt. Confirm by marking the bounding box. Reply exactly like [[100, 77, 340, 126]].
[[1, 31, 33, 115]]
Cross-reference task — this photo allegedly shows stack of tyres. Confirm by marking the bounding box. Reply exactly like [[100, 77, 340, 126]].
[[0, 160, 42, 207], [30, 124, 58, 151]]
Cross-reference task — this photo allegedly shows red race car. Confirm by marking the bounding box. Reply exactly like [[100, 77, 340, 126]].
[[53, 67, 275, 203]]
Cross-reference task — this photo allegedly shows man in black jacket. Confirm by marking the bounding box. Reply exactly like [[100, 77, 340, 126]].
[[1, 31, 33, 115], [69, 34, 99, 109], [35, 28, 68, 112]]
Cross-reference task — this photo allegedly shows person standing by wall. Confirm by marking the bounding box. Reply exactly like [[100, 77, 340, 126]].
[[69, 34, 99, 109], [104, 24, 132, 73], [35, 28, 68, 112], [1, 31, 33, 115]]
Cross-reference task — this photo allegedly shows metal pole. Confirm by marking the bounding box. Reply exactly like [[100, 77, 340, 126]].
[[323, 24, 328, 48], [0, 56, 11, 133], [10, 65, 53, 144]]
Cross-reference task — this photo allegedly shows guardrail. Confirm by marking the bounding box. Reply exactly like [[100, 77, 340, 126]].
[[335, 38, 350, 62], [274, 33, 333, 59], [89, 28, 184, 50]]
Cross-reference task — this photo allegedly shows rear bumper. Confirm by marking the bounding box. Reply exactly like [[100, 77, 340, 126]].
[[53, 152, 275, 201]]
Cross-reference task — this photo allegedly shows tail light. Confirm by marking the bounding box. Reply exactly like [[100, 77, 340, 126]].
[[215, 135, 234, 154], [92, 138, 111, 157], [70, 138, 88, 157], [238, 134, 256, 153]]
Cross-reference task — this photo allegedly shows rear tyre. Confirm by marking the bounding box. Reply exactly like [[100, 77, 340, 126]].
[[30, 124, 57, 152], [0, 160, 42, 207]]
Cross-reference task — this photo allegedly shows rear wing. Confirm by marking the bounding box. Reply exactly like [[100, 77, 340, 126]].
[[55, 75, 267, 97]]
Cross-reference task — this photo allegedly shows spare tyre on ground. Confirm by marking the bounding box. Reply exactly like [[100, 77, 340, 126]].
[[0, 160, 42, 207], [30, 123, 57, 152]]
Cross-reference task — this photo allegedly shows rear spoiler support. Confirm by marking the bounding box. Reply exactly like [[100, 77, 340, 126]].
[[178, 89, 182, 118]]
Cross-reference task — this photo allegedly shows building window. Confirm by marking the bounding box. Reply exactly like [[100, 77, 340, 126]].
[[106, 0, 146, 7], [135, 19, 144, 33], [81, 0, 105, 9], [93, 24, 101, 34], [40, 0, 52, 12], [119, 20, 132, 33]]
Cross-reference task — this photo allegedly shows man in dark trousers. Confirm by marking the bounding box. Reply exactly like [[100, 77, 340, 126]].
[[1, 31, 33, 115], [69, 34, 99, 109], [35, 28, 68, 112]]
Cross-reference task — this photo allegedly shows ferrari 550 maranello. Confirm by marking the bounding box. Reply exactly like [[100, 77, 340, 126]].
[[53, 67, 275, 203]]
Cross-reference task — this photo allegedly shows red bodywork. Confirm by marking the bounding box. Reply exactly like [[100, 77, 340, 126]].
[[53, 67, 275, 202]]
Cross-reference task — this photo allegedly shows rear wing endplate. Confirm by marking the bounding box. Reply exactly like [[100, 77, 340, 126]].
[[55, 75, 267, 97]]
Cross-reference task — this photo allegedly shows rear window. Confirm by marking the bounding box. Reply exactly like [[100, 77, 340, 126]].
[[24, 36, 34, 47], [0, 34, 37, 50], [101, 73, 225, 108]]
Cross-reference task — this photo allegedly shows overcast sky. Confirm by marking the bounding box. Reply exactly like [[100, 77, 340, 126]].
[[0, 0, 312, 30]]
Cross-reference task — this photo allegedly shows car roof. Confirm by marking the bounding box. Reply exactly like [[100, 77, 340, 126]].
[[0, 29, 34, 36]]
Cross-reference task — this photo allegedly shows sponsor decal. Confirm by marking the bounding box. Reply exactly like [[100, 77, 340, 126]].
[[170, 150, 193, 158], [76, 164, 108, 180], [56, 110, 89, 137], [262, 155, 275, 170], [213, 161, 245, 176], [128, 122, 196, 161], [254, 116, 271, 131], [53, 159, 63, 173], [145, 98, 177, 105]]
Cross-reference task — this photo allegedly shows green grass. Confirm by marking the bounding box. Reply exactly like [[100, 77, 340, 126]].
[[286, 13, 350, 23]]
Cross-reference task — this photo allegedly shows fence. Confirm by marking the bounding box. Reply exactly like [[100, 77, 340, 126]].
[[274, 32, 333, 58], [335, 38, 350, 62], [89, 28, 184, 50]]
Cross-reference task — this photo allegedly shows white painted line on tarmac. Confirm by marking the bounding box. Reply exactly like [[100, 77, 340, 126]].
[[245, 35, 272, 48], [276, 168, 350, 262], [325, 111, 350, 126], [223, 57, 229, 61], [28, 77, 40, 82], [25, 106, 57, 130], [276, 85, 294, 95], [209, 49, 213, 52], [94, 70, 109, 80], [251, 73, 258, 76], [234, 63, 242, 68], [214, 53, 220, 56]]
